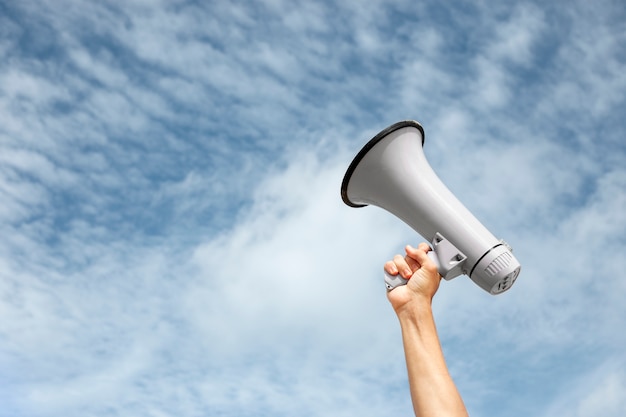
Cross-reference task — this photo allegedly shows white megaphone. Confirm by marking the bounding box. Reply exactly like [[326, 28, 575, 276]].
[[341, 120, 521, 295]]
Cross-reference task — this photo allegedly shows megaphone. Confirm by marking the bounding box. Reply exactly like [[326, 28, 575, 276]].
[[341, 120, 521, 295]]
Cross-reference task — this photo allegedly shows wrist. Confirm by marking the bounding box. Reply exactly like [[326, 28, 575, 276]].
[[394, 296, 433, 323]]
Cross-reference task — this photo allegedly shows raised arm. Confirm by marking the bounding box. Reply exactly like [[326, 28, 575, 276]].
[[385, 243, 468, 417]]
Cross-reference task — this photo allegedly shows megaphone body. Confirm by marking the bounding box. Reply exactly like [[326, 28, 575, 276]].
[[341, 120, 520, 295]]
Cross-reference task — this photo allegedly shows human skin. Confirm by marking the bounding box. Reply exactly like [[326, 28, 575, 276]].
[[384, 243, 469, 417]]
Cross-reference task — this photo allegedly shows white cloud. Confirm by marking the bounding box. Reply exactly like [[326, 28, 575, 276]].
[[487, 4, 545, 66], [541, 357, 626, 417], [185, 141, 403, 356]]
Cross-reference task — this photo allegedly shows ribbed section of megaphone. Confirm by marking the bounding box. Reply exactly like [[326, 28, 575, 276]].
[[341, 120, 520, 294]]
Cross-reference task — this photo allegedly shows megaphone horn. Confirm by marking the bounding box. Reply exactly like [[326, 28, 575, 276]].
[[341, 120, 521, 295]]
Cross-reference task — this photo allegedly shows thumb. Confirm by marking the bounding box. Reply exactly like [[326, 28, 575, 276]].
[[405, 244, 438, 275]]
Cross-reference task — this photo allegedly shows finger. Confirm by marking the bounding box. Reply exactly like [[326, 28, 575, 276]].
[[406, 244, 438, 275], [384, 260, 398, 275], [393, 254, 413, 279], [417, 242, 431, 252], [404, 251, 420, 272]]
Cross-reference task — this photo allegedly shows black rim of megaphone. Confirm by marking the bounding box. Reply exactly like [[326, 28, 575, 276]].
[[341, 120, 425, 208]]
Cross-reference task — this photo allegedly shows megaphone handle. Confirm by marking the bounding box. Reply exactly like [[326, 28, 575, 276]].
[[384, 270, 408, 291], [384, 251, 441, 291]]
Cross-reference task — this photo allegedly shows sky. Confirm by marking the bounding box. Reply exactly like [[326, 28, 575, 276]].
[[1, 0, 625, 416]]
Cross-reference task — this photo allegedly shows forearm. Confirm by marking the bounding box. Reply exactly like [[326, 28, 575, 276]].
[[397, 303, 468, 417]]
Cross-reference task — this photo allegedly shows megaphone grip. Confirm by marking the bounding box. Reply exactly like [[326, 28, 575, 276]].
[[384, 270, 408, 291], [384, 251, 441, 291]]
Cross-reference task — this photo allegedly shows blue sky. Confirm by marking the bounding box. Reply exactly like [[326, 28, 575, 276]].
[[1, 0, 625, 416]]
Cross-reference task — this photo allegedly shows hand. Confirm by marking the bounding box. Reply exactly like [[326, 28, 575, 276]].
[[384, 243, 442, 313]]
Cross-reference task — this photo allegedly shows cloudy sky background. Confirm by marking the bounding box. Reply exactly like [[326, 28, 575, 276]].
[[1, 0, 625, 416]]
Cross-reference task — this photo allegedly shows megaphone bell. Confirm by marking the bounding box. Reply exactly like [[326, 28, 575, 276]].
[[341, 120, 521, 295]]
